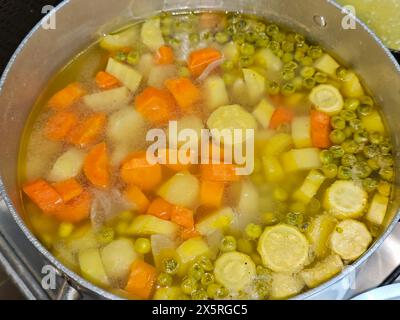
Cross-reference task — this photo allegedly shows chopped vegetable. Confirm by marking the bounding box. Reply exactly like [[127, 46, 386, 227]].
[[292, 116, 312, 148], [293, 170, 326, 204], [203, 75, 229, 111], [78, 248, 110, 287], [330, 219, 372, 260], [125, 259, 157, 299], [156, 45, 174, 65], [262, 155, 284, 182], [242, 68, 266, 105], [48, 148, 86, 182], [165, 77, 200, 112], [313, 53, 339, 77], [300, 254, 343, 288], [141, 18, 165, 52], [127, 215, 179, 237], [257, 224, 310, 273], [366, 193, 389, 225], [281, 148, 322, 172], [263, 133, 293, 156], [52, 178, 83, 203], [200, 180, 224, 208], [196, 207, 235, 236], [48, 83, 86, 110], [100, 25, 139, 51], [53, 191, 92, 223], [323, 180, 368, 219], [310, 84, 344, 116], [95, 71, 120, 89], [341, 72, 364, 98], [188, 47, 222, 77], [269, 107, 294, 130], [68, 113, 107, 147], [147, 198, 173, 220], [171, 205, 194, 229], [181, 226, 200, 241], [310, 110, 332, 148], [45, 111, 78, 141], [361, 111, 385, 133], [83, 143, 110, 189], [106, 58, 142, 92], [176, 237, 210, 270], [153, 287, 185, 300], [201, 163, 239, 182], [23, 179, 63, 213], [148, 65, 177, 89], [84, 86, 130, 112], [270, 273, 304, 300], [306, 214, 337, 258], [252, 99, 275, 129], [135, 87, 176, 125], [121, 152, 162, 191], [214, 252, 256, 292], [124, 185, 150, 214]]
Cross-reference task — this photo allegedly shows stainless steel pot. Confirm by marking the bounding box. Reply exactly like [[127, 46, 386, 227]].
[[0, 0, 399, 300]]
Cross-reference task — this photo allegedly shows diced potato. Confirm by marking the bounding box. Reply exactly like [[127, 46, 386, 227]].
[[255, 129, 276, 151], [196, 207, 235, 236], [53, 240, 79, 272], [100, 25, 140, 51], [176, 237, 210, 270], [84, 87, 131, 113], [341, 72, 364, 98], [78, 248, 109, 287], [203, 75, 229, 111], [101, 238, 138, 283], [270, 273, 304, 300], [137, 53, 156, 79], [252, 99, 275, 129], [361, 111, 385, 133], [230, 78, 249, 106], [255, 48, 282, 74], [151, 235, 177, 269], [106, 58, 142, 92], [300, 255, 343, 288], [306, 214, 337, 258], [292, 116, 312, 148], [222, 42, 239, 63], [284, 93, 306, 108], [154, 287, 185, 300], [67, 224, 99, 253], [158, 172, 200, 208], [313, 53, 340, 77], [141, 18, 164, 51], [242, 68, 266, 106], [366, 193, 389, 225], [262, 155, 284, 182], [48, 148, 86, 182], [168, 115, 204, 148], [281, 148, 322, 172], [148, 65, 177, 89], [262, 133, 293, 156], [293, 170, 326, 204], [107, 107, 147, 146], [127, 215, 179, 237]]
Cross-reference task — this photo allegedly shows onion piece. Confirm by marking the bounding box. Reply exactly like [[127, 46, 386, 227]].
[[196, 57, 226, 83]]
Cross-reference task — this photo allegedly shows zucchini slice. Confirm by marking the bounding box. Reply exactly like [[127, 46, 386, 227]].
[[257, 224, 310, 273], [270, 273, 304, 300], [330, 219, 372, 261], [309, 84, 344, 115], [300, 254, 343, 288], [214, 252, 256, 292], [323, 180, 368, 219]]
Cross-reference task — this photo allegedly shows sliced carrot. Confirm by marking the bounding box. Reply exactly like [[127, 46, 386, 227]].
[[45, 111, 78, 141], [83, 142, 110, 189], [48, 83, 86, 110], [199, 12, 222, 29], [23, 179, 63, 213], [135, 87, 176, 125], [181, 226, 200, 240], [188, 48, 222, 77], [158, 148, 193, 172], [269, 106, 294, 130], [156, 46, 174, 65], [125, 259, 156, 300], [147, 197, 173, 220], [124, 185, 150, 214], [95, 71, 120, 89], [53, 191, 92, 223], [200, 163, 240, 182], [165, 78, 200, 112], [311, 110, 332, 149], [171, 205, 194, 229], [52, 178, 83, 203], [200, 180, 224, 208], [68, 113, 107, 147], [121, 152, 162, 191]]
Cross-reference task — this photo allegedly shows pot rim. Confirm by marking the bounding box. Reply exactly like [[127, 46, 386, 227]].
[[0, 0, 399, 300]]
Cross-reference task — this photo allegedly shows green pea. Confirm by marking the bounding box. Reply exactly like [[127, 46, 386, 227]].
[[342, 140, 359, 154], [349, 119, 363, 131], [236, 19, 248, 30], [354, 162, 372, 179], [369, 132, 384, 145], [320, 150, 334, 164], [135, 238, 151, 254], [294, 34, 305, 44], [254, 278, 270, 298], [220, 235, 237, 252], [331, 116, 346, 130], [363, 144, 380, 159], [189, 263, 205, 281], [286, 212, 304, 226], [380, 141, 392, 155], [308, 197, 322, 212], [379, 155, 394, 168], [267, 41, 280, 53], [281, 82, 296, 96], [330, 130, 346, 145], [115, 51, 127, 62], [265, 81, 280, 95], [284, 61, 298, 71], [340, 110, 357, 121], [367, 158, 381, 171], [358, 105, 373, 117], [362, 178, 378, 193], [239, 55, 254, 67], [344, 98, 360, 111], [246, 31, 259, 43], [354, 131, 369, 144], [282, 41, 295, 52], [178, 66, 191, 78], [266, 24, 279, 36], [303, 77, 316, 89], [378, 181, 392, 196], [308, 45, 323, 59], [296, 42, 309, 52], [256, 35, 270, 48], [336, 67, 349, 80], [200, 272, 214, 287], [207, 283, 228, 299], [215, 31, 230, 44], [221, 60, 234, 72], [379, 167, 394, 181], [337, 166, 352, 180], [245, 223, 263, 240], [343, 127, 354, 138], [95, 227, 115, 245], [240, 43, 255, 56], [301, 66, 316, 78], [162, 258, 179, 275], [127, 51, 140, 65], [314, 72, 328, 83], [237, 238, 254, 254], [181, 277, 198, 295], [282, 70, 296, 81], [330, 145, 345, 158], [157, 273, 173, 287], [254, 22, 266, 33], [341, 154, 357, 167], [282, 52, 294, 63], [197, 256, 213, 272], [300, 55, 313, 66], [294, 50, 305, 62], [233, 32, 246, 44], [272, 32, 286, 43], [189, 33, 200, 44]]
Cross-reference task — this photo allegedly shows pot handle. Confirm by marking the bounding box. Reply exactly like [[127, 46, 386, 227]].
[[56, 278, 82, 300]]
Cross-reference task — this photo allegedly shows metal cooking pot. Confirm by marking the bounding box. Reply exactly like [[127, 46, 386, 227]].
[[0, 0, 399, 300]]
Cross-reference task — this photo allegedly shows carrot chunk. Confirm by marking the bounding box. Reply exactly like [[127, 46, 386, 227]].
[[200, 163, 240, 182], [23, 179, 63, 213], [165, 78, 200, 112], [53, 191, 92, 223], [188, 48, 222, 77], [200, 180, 225, 208], [147, 198, 173, 220], [95, 71, 120, 89], [83, 142, 110, 189], [124, 185, 150, 214], [156, 46, 174, 65], [52, 178, 83, 203], [135, 87, 176, 125], [171, 205, 194, 229], [158, 148, 193, 172], [269, 107, 294, 130], [120, 152, 162, 191], [68, 113, 106, 147], [125, 259, 156, 300], [48, 83, 85, 110], [181, 226, 200, 240], [311, 110, 332, 149], [45, 111, 78, 141]]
